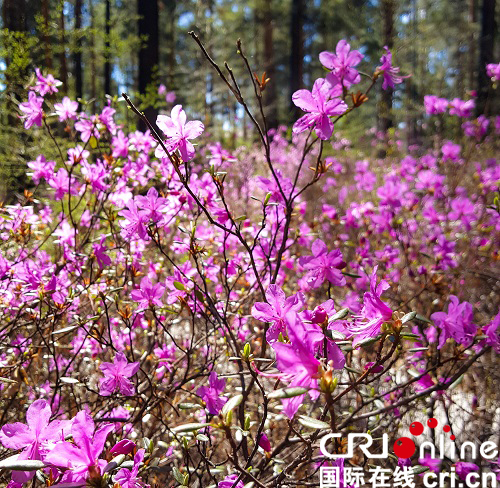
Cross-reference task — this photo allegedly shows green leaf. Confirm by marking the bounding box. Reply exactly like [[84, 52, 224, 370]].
[[234, 215, 247, 222], [196, 433, 209, 442], [268, 387, 308, 399], [173, 281, 185, 291], [172, 422, 211, 433], [448, 374, 464, 390], [401, 311, 417, 324], [330, 308, 349, 321], [172, 467, 185, 485], [297, 416, 330, 430], [178, 403, 202, 410], [400, 333, 421, 342], [0, 456, 46, 471], [221, 394, 243, 416], [342, 271, 361, 278], [415, 314, 432, 323], [89, 136, 98, 149]]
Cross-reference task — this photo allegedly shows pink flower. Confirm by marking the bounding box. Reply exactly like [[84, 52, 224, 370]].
[[319, 40, 363, 87], [33, 68, 62, 96], [449, 98, 475, 117], [44, 410, 114, 483], [54, 96, 78, 121], [131, 276, 165, 310], [156, 105, 204, 161], [218, 474, 244, 488], [298, 239, 346, 289], [197, 372, 228, 415], [376, 46, 408, 89], [114, 449, 147, 488], [0, 399, 68, 484], [99, 351, 140, 396], [486, 63, 500, 82], [442, 141, 461, 162], [292, 78, 348, 140], [119, 199, 150, 240], [19, 91, 43, 129], [27, 155, 55, 184], [424, 95, 449, 114]]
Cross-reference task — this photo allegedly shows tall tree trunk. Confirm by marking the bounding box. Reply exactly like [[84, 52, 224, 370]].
[[42, 0, 53, 69], [260, 0, 278, 130], [290, 0, 304, 121], [138, 0, 159, 130], [60, 2, 68, 89], [74, 0, 83, 102], [379, 0, 395, 134], [89, 0, 97, 108], [468, 0, 477, 92], [104, 0, 112, 96], [477, 0, 496, 115], [164, 0, 176, 89]]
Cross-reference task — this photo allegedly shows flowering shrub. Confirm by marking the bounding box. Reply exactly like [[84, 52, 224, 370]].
[[0, 37, 499, 488]]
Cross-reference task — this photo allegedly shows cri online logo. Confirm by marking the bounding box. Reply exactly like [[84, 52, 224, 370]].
[[393, 417, 453, 459], [320, 417, 498, 461]]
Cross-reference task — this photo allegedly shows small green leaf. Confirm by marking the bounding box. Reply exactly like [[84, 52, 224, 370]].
[[173, 281, 185, 291], [172, 422, 211, 433], [342, 271, 361, 278], [0, 456, 46, 471], [178, 403, 202, 410], [172, 467, 185, 485], [297, 416, 330, 430], [268, 387, 308, 399], [330, 308, 349, 321], [415, 314, 432, 323], [89, 136, 98, 149], [196, 434, 209, 442], [234, 215, 247, 222], [221, 394, 243, 416], [401, 311, 417, 324]]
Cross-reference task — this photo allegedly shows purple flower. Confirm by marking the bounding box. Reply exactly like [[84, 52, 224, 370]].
[[348, 266, 393, 346], [299, 239, 346, 289], [271, 312, 323, 418], [19, 91, 43, 129], [0, 399, 68, 484], [54, 96, 78, 121], [419, 454, 441, 473], [131, 276, 166, 310], [424, 95, 448, 115], [484, 312, 500, 353], [156, 105, 204, 161], [93, 236, 112, 268], [431, 296, 477, 349], [109, 439, 136, 456], [33, 68, 62, 96], [487, 62, 500, 81], [319, 40, 363, 87], [48, 168, 79, 200], [197, 371, 228, 415], [74, 114, 100, 142], [99, 352, 140, 396], [455, 462, 479, 480], [27, 155, 55, 184], [292, 78, 348, 140], [135, 187, 168, 223], [44, 410, 114, 483], [218, 474, 244, 488], [449, 98, 475, 117], [251, 285, 305, 342], [258, 433, 272, 452], [114, 449, 147, 488], [119, 199, 150, 240], [376, 46, 408, 89], [442, 141, 461, 162]]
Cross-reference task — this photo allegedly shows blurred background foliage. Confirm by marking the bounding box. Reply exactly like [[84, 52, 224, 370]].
[[0, 0, 498, 200]]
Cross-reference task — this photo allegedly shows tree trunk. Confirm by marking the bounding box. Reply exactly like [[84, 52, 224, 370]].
[[379, 0, 395, 134], [74, 0, 83, 102], [104, 0, 112, 96], [290, 0, 304, 121], [138, 0, 159, 130], [60, 2, 68, 89], [42, 0, 53, 69], [477, 0, 496, 115], [260, 0, 278, 130]]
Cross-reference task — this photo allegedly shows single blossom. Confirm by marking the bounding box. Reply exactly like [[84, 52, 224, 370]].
[[376, 46, 409, 89], [114, 449, 147, 488], [156, 105, 204, 161], [99, 351, 140, 396], [44, 410, 114, 483], [0, 399, 68, 484], [347, 266, 393, 346], [54, 96, 79, 121], [19, 91, 44, 129], [292, 78, 348, 140], [218, 474, 244, 488], [486, 62, 500, 81], [431, 296, 477, 349], [319, 40, 363, 87], [131, 276, 166, 310], [33, 68, 62, 96], [251, 284, 305, 342], [424, 95, 448, 115], [484, 312, 500, 353], [197, 371, 228, 415], [299, 239, 346, 289]]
